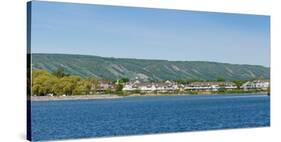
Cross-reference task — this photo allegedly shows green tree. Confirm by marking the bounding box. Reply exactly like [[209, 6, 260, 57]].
[[216, 77, 225, 82], [53, 80, 65, 96], [54, 76, 80, 96], [233, 80, 246, 89], [64, 76, 80, 95], [73, 79, 92, 95], [115, 84, 123, 92], [89, 77, 99, 94], [52, 67, 69, 78], [120, 78, 129, 83], [32, 70, 58, 96]]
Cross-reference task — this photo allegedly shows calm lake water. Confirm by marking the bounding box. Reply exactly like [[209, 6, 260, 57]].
[[31, 94, 270, 141]]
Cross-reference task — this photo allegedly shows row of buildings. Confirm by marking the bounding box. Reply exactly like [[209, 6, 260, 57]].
[[44, 79, 269, 96], [240, 80, 270, 90], [115, 79, 269, 92]]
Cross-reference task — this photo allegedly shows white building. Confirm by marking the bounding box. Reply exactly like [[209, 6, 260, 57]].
[[122, 80, 180, 92], [122, 84, 136, 91], [185, 82, 237, 91], [241, 80, 270, 90]]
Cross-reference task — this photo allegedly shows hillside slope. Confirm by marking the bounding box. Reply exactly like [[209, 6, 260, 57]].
[[32, 54, 270, 81]]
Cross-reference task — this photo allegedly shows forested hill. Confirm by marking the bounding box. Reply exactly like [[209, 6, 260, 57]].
[[32, 53, 270, 81]]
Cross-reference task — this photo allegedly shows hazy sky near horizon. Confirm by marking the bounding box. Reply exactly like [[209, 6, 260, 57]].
[[31, 1, 270, 67]]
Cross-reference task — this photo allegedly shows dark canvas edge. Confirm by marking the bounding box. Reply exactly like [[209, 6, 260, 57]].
[[27, 1, 32, 141]]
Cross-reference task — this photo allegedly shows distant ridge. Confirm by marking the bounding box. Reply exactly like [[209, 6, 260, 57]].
[[32, 53, 270, 81]]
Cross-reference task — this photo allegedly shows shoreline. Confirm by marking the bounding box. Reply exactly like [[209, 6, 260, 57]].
[[30, 92, 268, 102], [30, 95, 123, 102]]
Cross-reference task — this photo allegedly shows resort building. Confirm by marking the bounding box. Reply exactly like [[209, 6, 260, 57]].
[[96, 80, 115, 92], [123, 80, 238, 92], [241, 80, 270, 90], [184, 82, 237, 91], [122, 80, 180, 92]]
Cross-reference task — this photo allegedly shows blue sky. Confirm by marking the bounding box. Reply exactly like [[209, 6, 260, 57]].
[[31, 1, 270, 67]]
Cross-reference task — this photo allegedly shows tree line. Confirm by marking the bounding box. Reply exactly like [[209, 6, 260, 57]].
[[32, 68, 98, 96]]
